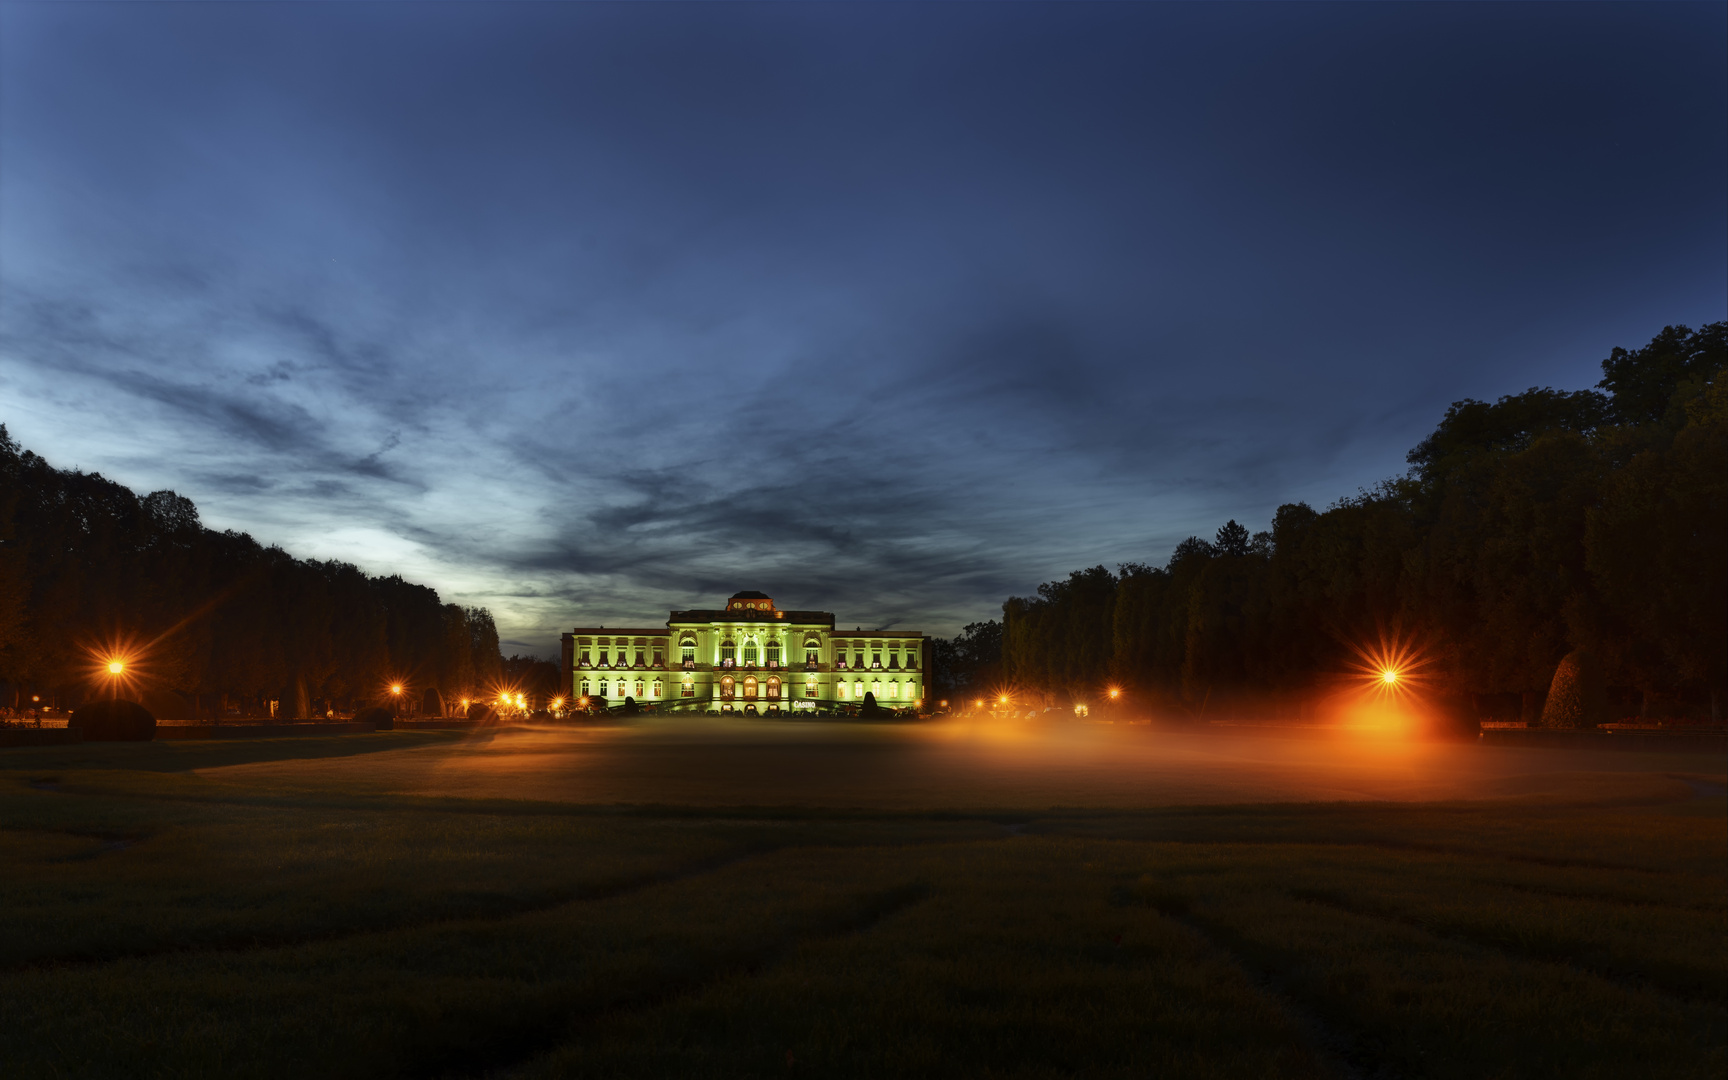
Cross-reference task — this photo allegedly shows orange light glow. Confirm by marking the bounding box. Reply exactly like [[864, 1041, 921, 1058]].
[[390, 684, 403, 695], [1381, 669, 1398, 685], [107, 660, 125, 675], [1107, 686, 1121, 700]]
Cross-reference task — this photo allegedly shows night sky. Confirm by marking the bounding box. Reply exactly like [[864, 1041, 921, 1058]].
[[2, 3, 1723, 655]]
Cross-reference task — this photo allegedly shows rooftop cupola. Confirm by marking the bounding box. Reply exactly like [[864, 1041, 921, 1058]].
[[727, 591, 775, 612]]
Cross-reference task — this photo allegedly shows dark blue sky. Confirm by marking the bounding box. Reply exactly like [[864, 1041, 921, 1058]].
[[2, 3, 1723, 654]]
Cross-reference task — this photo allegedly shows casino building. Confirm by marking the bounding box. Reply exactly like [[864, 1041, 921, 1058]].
[[559, 591, 929, 713]]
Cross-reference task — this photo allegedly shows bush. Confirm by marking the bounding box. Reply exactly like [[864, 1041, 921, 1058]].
[[467, 703, 497, 725], [1540, 651, 1609, 729], [68, 699, 156, 742], [355, 706, 394, 731]]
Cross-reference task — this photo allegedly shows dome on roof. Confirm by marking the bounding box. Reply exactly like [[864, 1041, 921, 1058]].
[[729, 590, 771, 600]]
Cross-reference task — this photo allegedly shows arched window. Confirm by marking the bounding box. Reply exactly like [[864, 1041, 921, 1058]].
[[680, 637, 697, 667], [743, 676, 758, 699], [681, 675, 695, 698], [804, 637, 821, 667], [719, 675, 735, 700], [766, 676, 781, 699], [743, 641, 759, 667], [766, 641, 780, 667]]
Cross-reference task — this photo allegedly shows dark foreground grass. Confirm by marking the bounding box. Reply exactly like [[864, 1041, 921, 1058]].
[[1, 733, 1723, 1079]]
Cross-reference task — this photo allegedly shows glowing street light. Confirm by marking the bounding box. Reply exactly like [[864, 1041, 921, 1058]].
[[1381, 669, 1399, 686], [1107, 686, 1121, 700], [390, 684, 403, 696], [107, 659, 125, 675]]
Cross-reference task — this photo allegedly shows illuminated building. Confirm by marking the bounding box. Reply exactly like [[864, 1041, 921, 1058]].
[[560, 591, 929, 713]]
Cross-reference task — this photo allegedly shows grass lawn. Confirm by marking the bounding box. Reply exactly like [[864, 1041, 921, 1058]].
[[1, 724, 1723, 1078]]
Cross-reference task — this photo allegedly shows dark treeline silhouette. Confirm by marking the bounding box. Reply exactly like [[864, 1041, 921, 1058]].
[[0, 428, 502, 718], [950, 324, 1726, 724]]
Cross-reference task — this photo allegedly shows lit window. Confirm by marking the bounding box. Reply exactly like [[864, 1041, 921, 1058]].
[[681, 677, 695, 698], [872, 680, 882, 698], [837, 682, 849, 700], [766, 643, 780, 667], [681, 645, 696, 666], [888, 682, 898, 700], [744, 642, 759, 666], [635, 680, 645, 698], [855, 680, 864, 699], [766, 677, 781, 699], [651, 680, 662, 698], [805, 679, 818, 698], [721, 641, 736, 666], [579, 680, 589, 696]]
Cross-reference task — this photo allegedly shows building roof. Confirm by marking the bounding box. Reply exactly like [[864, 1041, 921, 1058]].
[[667, 608, 835, 626], [567, 627, 672, 636], [729, 590, 772, 600]]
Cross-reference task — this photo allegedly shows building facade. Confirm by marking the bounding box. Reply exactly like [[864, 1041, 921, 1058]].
[[559, 591, 928, 713]]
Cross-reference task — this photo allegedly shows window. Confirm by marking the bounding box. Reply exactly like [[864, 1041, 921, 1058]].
[[872, 680, 882, 699], [854, 680, 864, 700], [635, 680, 645, 698], [652, 649, 663, 667], [743, 642, 759, 666], [837, 681, 849, 700], [871, 651, 882, 669], [721, 641, 736, 666], [766, 643, 780, 667], [766, 676, 781, 699], [651, 680, 662, 698], [579, 650, 591, 666], [681, 644, 696, 667], [806, 650, 819, 667], [634, 649, 645, 667], [579, 680, 590, 696], [681, 677, 695, 698], [743, 676, 758, 699], [805, 679, 818, 698], [720, 676, 735, 700], [888, 682, 898, 700], [597, 651, 608, 668]]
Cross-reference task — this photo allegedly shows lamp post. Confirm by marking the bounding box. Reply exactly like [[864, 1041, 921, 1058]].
[[390, 683, 403, 717], [107, 659, 125, 701]]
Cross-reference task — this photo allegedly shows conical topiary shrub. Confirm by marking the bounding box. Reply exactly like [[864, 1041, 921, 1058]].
[[355, 705, 394, 731], [69, 699, 156, 742], [1540, 650, 1608, 729]]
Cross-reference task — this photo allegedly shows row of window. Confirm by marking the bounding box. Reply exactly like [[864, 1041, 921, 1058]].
[[579, 676, 921, 701]]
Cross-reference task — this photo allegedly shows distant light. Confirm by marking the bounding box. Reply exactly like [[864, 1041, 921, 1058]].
[[107, 660, 125, 675], [1381, 670, 1398, 685], [391, 684, 403, 694], [1107, 687, 1120, 699]]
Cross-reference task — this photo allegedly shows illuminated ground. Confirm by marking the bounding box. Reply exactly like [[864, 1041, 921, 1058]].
[[202, 716, 1727, 808], [2, 721, 1723, 1079]]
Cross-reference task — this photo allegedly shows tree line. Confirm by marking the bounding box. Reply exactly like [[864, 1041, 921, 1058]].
[[0, 428, 502, 718], [936, 323, 1726, 724]]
